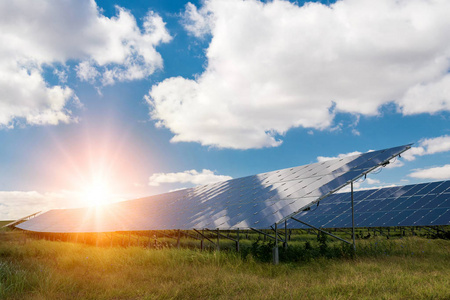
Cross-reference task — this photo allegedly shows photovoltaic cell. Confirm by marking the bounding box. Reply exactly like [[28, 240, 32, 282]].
[[288, 180, 450, 229], [17, 145, 410, 233]]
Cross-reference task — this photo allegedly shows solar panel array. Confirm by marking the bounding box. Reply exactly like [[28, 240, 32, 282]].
[[289, 180, 450, 229], [1, 211, 41, 228], [17, 145, 410, 233]]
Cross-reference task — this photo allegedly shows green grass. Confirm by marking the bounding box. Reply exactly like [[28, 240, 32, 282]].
[[0, 221, 13, 232], [1, 230, 449, 299]]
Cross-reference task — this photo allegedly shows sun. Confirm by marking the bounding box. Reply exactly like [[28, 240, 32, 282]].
[[83, 179, 111, 207]]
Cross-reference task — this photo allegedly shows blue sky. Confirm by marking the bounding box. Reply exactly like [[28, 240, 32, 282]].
[[1, 0, 449, 219]]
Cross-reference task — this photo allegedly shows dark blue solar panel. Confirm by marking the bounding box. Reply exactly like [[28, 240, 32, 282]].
[[406, 195, 431, 210], [354, 190, 374, 201], [428, 208, 449, 226], [374, 187, 397, 199], [413, 210, 438, 226], [432, 209, 450, 225], [287, 180, 450, 229], [336, 215, 352, 228], [415, 183, 435, 195], [364, 212, 385, 226], [422, 194, 448, 209], [422, 181, 442, 194], [365, 189, 386, 199], [374, 199, 393, 212], [401, 184, 426, 197], [353, 212, 370, 226], [329, 193, 348, 202], [437, 181, 450, 192], [438, 198, 450, 208], [354, 200, 370, 212], [380, 197, 406, 211]]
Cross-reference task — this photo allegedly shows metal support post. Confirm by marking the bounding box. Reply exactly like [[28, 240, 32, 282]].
[[273, 223, 279, 265], [147, 231, 152, 248], [270, 225, 286, 243], [217, 228, 220, 251], [201, 229, 204, 251], [351, 181, 356, 252], [194, 229, 216, 250], [236, 228, 240, 252], [284, 220, 288, 249], [177, 229, 181, 249]]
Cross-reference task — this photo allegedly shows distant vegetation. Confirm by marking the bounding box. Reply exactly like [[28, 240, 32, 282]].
[[0, 221, 12, 229], [1, 226, 449, 299]]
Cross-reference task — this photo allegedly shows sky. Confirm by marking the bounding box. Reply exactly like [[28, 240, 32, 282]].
[[1, 0, 450, 220]]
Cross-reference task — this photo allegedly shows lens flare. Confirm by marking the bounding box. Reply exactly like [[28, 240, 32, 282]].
[[83, 179, 110, 206]]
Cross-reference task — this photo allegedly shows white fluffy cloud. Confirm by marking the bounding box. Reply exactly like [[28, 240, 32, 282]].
[[366, 178, 381, 185], [148, 169, 232, 187], [0, 192, 41, 221], [317, 151, 363, 162], [0, 63, 76, 126], [182, 2, 213, 38], [148, 0, 450, 149], [403, 135, 450, 161], [409, 164, 450, 180], [0, 0, 170, 128], [338, 178, 398, 193]]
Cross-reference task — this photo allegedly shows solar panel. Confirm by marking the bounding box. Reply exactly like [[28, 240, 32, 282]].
[[1, 211, 41, 228], [288, 180, 450, 229], [17, 144, 410, 233]]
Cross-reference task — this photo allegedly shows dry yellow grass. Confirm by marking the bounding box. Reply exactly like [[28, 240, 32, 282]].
[[1, 230, 449, 299]]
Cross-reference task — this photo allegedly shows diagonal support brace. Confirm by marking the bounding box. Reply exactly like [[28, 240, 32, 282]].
[[290, 217, 352, 245], [205, 229, 237, 242], [270, 225, 286, 243], [250, 228, 277, 241], [193, 229, 216, 247]]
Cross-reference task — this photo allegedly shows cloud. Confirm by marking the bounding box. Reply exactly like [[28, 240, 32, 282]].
[[317, 151, 363, 163], [403, 135, 450, 161], [398, 74, 450, 115], [182, 2, 212, 38], [366, 178, 380, 185], [148, 0, 450, 149], [384, 157, 405, 169], [0, 0, 170, 128], [0, 192, 39, 221], [0, 63, 77, 127], [148, 169, 232, 186], [354, 183, 399, 192], [338, 179, 397, 193], [409, 164, 450, 180], [75, 61, 100, 83]]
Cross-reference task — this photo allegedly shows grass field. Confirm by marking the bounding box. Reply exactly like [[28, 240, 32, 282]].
[[1, 227, 449, 299]]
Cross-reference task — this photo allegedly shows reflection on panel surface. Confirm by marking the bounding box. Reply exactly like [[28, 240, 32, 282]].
[[289, 180, 450, 229], [17, 145, 410, 232]]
